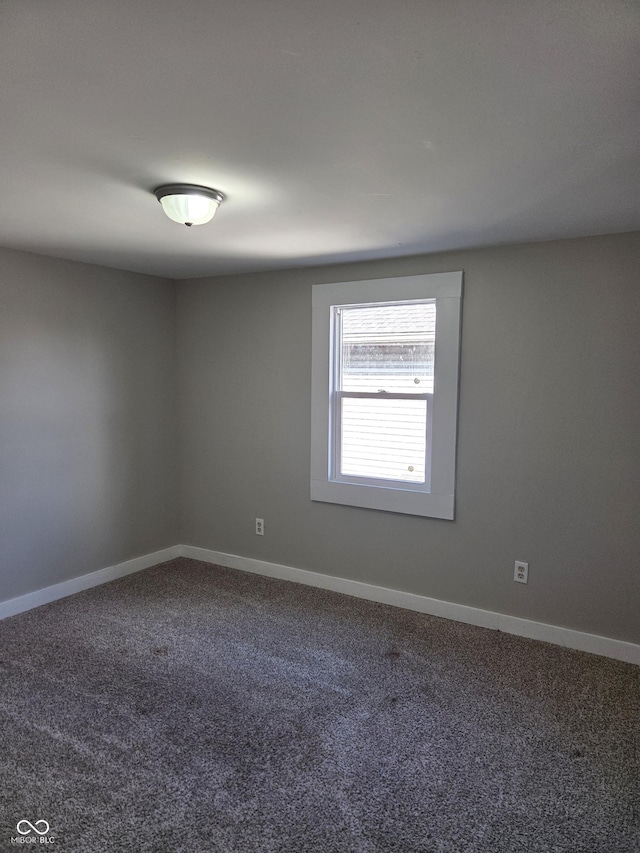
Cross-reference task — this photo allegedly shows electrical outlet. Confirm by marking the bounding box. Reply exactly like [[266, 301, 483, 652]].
[[514, 560, 528, 584], [255, 518, 264, 536]]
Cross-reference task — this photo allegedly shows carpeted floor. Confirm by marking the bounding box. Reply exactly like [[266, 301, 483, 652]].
[[0, 558, 638, 852]]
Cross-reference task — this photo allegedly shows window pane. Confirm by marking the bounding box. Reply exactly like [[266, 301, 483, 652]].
[[340, 397, 427, 483], [341, 301, 435, 393]]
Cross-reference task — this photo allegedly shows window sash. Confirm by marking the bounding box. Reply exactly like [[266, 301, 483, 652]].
[[332, 391, 433, 492], [331, 298, 435, 492]]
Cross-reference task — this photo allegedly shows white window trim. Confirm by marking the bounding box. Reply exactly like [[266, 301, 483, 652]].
[[311, 272, 463, 519]]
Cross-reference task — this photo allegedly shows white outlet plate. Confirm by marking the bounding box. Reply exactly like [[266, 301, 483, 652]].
[[514, 560, 529, 584], [255, 518, 264, 536]]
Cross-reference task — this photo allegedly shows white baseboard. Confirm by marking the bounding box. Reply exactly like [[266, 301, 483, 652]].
[[2, 543, 637, 666], [178, 544, 640, 666], [0, 546, 181, 621]]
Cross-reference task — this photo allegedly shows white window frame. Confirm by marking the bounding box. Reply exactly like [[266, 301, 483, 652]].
[[311, 272, 463, 519]]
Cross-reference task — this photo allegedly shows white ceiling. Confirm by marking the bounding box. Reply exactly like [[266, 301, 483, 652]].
[[1, 0, 638, 279]]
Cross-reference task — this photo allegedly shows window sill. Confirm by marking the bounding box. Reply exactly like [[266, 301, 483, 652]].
[[311, 478, 455, 519]]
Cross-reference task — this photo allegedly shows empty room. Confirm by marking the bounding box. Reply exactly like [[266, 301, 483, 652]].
[[1, 1, 638, 851]]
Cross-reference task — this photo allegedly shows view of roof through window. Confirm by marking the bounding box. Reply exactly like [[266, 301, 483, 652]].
[[341, 301, 435, 391]]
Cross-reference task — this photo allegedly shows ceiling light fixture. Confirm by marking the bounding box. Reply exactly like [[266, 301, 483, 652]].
[[153, 184, 225, 227]]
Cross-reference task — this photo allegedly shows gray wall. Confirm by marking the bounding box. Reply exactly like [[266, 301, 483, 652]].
[[0, 248, 178, 602], [177, 232, 640, 644], [2, 234, 637, 643]]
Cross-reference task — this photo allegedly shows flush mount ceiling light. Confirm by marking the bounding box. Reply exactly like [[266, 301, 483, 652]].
[[153, 184, 225, 227]]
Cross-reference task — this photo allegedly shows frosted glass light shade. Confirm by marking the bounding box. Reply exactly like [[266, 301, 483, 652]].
[[160, 193, 218, 225], [154, 184, 224, 226]]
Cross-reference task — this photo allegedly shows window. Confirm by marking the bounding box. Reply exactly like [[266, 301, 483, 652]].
[[311, 272, 462, 519]]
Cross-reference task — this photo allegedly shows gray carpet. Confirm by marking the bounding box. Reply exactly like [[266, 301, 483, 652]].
[[0, 558, 638, 852]]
